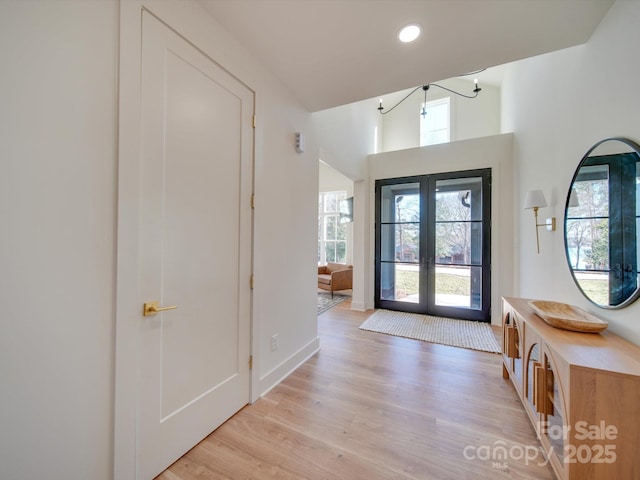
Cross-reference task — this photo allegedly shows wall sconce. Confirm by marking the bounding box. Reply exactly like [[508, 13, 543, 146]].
[[524, 190, 556, 254]]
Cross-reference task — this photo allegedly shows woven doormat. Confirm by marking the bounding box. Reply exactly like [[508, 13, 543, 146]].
[[359, 309, 500, 354]]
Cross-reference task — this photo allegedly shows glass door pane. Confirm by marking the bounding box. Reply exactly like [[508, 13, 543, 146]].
[[379, 183, 421, 304], [375, 169, 491, 321], [434, 177, 483, 310]]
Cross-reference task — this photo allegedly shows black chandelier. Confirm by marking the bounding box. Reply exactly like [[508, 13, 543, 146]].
[[377, 78, 482, 117]]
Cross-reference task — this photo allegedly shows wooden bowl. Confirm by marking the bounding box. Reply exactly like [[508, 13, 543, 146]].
[[528, 300, 608, 333]]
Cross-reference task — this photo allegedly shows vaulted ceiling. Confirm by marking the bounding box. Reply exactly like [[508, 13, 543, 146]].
[[200, 0, 613, 112]]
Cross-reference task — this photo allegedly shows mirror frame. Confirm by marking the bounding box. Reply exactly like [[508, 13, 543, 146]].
[[564, 137, 640, 309]]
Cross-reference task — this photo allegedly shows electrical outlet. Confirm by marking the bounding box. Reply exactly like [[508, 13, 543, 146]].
[[271, 334, 279, 352]]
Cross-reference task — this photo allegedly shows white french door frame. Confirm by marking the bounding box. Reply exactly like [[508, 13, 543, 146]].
[[114, 2, 258, 478]]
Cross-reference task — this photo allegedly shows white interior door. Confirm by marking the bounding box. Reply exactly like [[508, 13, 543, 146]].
[[137, 12, 253, 479]]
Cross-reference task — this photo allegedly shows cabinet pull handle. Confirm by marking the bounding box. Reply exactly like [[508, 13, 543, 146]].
[[545, 367, 555, 416], [534, 362, 545, 414], [506, 325, 516, 358]]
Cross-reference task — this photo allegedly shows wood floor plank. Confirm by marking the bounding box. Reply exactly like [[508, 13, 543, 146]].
[[207, 409, 411, 480], [157, 301, 556, 479]]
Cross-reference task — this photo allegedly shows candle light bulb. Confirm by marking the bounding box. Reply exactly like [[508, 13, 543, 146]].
[[473, 78, 481, 94]]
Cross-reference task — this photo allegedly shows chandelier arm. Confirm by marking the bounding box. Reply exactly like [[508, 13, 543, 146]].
[[457, 68, 486, 77], [378, 86, 423, 115], [429, 83, 479, 99], [378, 80, 481, 115]]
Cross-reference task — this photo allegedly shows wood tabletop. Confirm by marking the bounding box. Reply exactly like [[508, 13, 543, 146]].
[[504, 297, 640, 378]]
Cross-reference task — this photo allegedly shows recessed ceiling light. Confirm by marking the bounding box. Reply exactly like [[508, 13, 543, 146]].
[[398, 24, 421, 43]]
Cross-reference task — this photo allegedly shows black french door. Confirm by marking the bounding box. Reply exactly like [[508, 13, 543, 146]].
[[375, 169, 491, 322]]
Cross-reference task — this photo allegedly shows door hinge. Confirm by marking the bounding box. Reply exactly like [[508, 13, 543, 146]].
[[249, 355, 253, 370], [252, 114, 256, 128], [250, 275, 254, 289], [251, 194, 255, 209]]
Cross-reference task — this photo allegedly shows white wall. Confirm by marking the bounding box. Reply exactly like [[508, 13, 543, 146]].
[[0, 0, 319, 478], [380, 78, 501, 152], [502, 0, 640, 345], [253, 81, 319, 394], [319, 161, 354, 195], [368, 134, 514, 323], [312, 99, 380, 181], [313, 98, 380, 310], [351, 179, 370, 311], [0, 1, 118, 479]]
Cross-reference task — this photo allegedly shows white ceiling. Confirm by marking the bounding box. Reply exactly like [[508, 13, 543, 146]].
[[199, 0, 613, 112]]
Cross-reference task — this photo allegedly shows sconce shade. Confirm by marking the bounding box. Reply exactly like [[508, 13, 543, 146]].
[[524, 190, 548, 210], [568, 188, 580, 208]]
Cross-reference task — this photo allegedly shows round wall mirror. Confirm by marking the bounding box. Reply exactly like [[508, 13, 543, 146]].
[[564, 137, 640, 309]]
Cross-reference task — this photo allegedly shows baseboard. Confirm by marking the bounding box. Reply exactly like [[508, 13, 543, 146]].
[[350, 301, 366, 311], [259, 336, 320, 396]]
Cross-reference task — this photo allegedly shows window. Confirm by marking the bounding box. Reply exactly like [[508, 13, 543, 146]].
[[420, 97, 450, 146], [318, 191, 347, 264]]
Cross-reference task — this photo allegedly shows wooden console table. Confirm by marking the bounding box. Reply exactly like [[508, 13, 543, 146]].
[[501, 297, 640, 480]]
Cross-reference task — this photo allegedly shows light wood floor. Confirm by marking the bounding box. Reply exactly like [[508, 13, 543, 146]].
[[157, 301, 556, 480]]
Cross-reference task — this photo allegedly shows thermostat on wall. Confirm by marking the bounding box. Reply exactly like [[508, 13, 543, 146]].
[[295, 132, 305, 153]]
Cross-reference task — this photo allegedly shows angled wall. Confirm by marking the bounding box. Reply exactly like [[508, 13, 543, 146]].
[[502, 0, 640, 345]]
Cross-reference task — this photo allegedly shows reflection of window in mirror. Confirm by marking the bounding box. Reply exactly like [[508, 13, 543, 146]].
[[565, 139, 640, 307], [566, 164, 610, 282]]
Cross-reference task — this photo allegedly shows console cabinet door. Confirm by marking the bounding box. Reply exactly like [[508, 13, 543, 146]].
[[524, 338, 541, 426], [503, 307, 524, 394], [539, 349, 567, 476]]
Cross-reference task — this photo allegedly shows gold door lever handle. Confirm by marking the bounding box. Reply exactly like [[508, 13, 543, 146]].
[[143, 301, 178, 316]]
